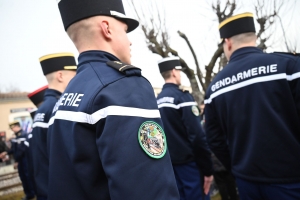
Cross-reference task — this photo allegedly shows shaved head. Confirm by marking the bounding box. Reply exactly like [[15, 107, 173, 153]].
[[45, 70, 76, 93], [231, 32, 257, 46], [223, 32, 257, 60], [45, 72, 55, 83], [67, 16, 132, 64]]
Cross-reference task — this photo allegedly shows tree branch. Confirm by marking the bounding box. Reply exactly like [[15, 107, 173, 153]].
[[204, 45, 224, 90], [177, 30, 205, 90], [179, 58, 202, 104]]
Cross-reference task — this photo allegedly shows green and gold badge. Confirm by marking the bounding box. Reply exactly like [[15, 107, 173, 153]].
[[191, 105, 200, 116], [138, 121, 167, 159]]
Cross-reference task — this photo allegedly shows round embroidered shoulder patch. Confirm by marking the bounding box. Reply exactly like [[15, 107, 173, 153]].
[[191, 105, 200, 116], [138, 121, 167, 159]]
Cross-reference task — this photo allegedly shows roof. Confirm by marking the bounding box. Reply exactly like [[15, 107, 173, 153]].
[[0, 92, 30, 102]]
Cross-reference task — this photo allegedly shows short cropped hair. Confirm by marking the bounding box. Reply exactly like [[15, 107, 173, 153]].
[[45, 72, 55, 83], [231, 32, 257, 45], [161, 70, 172, 80]]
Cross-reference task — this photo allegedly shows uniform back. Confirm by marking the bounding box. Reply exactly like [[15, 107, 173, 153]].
[[47, 51, 179, 200], [205, 47, 300, 183]]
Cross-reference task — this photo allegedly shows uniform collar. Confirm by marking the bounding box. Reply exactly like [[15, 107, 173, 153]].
[[230, 47, 262, 62], [163, 83, 179, 89], [15, 130, 22, 137], [78, 50, 120, 67], [44, 89, 62, 100]]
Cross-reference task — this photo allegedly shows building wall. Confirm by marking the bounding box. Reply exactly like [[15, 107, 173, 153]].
[[0, 99, 35, 139]]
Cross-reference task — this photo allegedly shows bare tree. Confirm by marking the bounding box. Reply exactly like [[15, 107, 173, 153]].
[[127, 0, 294, 104], [254, 0, 283, 51], [128, 0, 237, 104], [128, 0, 205, 103]]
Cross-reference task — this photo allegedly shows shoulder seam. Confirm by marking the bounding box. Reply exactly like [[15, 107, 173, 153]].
[[88, 63, 119, 113], [178, 90, 191, 103]]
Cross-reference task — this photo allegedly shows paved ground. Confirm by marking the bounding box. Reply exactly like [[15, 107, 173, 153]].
[[1, 191, 27, 200], [0, 164, 16, 176]]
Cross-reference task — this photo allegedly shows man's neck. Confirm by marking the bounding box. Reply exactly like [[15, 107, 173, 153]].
[[14, 129, 22, 135], [165, 79, 178, 85], [48, 84, 63, 94], [76, 40, 115, 55], [229, 43, 256, 60]]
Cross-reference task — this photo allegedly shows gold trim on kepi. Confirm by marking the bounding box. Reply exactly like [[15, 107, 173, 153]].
[[219, 12, 256, 42], [39, 52, 77, 75], [9, 121, 20, 127], [64, 66, 77, 70], [39, 53, 74, 62], [219, 12, 253, 29]]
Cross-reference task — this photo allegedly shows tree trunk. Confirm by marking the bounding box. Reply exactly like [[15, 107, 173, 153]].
[[180, 59, 202, 105]]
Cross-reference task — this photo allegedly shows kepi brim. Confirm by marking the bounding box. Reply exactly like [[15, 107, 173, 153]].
[[110, 11, 139, 33]]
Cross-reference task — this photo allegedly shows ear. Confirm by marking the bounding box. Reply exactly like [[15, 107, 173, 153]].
[[171, 69, 177, 78], [56, 71, 63, 82], [99, 20, 111, 40], [224, 38, 232, 51]]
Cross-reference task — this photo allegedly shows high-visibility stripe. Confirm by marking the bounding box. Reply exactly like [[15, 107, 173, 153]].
[[33, 122, 49, 128], [24, 141, 29, 147], [205, 73, 300, 104], [48, 106, 161, 126], [11, 138, 26, 144], [286, 72, 300, 81], [158, 102, 197, 109]]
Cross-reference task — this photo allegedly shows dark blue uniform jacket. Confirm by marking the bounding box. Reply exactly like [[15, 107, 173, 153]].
[[205, 47, 300, 183], [9, 130, 27, 162], [157, 83, 213, 176], [47, 51, 179, 200], [31, 89, 61, 198]]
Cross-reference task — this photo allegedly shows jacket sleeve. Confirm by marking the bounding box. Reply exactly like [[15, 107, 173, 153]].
[[204, 100, 231, 171], [93, 77, 179, 200], [13, 139, 27, 162], [291, 57, 300, 117], [179, 93, 213, 176]]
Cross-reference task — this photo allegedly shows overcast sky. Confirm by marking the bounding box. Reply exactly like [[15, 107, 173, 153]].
[[0, 0, 299, 93]]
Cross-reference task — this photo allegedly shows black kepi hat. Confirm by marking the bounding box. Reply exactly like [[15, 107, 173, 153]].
[[57, 0, 139, 33], [39, 53, 77, 75], [29, 108, 38, 120], [158, 57, 182, 73], [219, 12, 255, 44], [28, 85, 48, 107]]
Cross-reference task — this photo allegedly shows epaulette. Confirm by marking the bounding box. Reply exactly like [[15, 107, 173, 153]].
[[106, 61, 141, 74], [273, 52, 300, 56]]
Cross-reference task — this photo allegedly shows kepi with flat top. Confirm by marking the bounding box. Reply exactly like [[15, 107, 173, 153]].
[[219, 12, 256, 44], [57, 0, 139, 33], [39, 52, 77, 75]]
